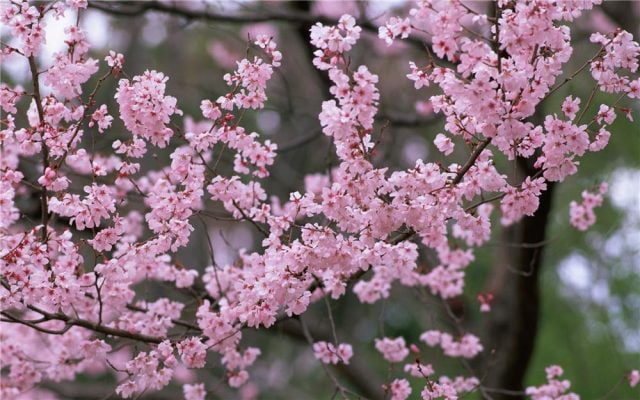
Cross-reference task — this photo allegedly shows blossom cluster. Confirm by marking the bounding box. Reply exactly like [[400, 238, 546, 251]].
[[115, 70, 181, 148], [569, 183, 608, 231], [420, 330, 484, 359], [525, 365, 579, 400], [312, 341, 353, 364], [188, 35, 280, 178], [310, 14, 362, 70]]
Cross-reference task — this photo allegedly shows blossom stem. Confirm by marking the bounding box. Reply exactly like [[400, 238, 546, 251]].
[[28, 55, 49, 244]]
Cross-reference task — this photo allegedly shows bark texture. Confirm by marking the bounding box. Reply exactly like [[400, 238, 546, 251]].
[[479, 159, 556, 399]]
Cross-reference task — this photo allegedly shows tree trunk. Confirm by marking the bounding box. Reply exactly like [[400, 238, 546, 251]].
[[479, 161, 556, 399]]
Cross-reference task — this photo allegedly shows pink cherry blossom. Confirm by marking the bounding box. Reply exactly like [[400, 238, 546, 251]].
[[561, 96, 581, 120], [569, 183, 608, 231], [629, 370, 640, 388], [389, 378, 412, 400], [375, 337, 409, 363], [116, 70, 181, 148], [105, 50, 124, 71], [312, 341, 353, 365], [89, 104, 113, 133], [177, 337, 207, 368], [404, 362, 434, 378], [434, 133, 454, 155], [596, 104, 616, 125], [183, 383, 206, 400], [0, 83, 24, 114], [526, 365, 579, 400], [37, 167, 70, 191], [379, 17, 412, 46]]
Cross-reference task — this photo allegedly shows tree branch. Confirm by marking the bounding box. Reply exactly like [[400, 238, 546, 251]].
[[21, 304, 165, 344], [88, 1, 450, 65], [28, 55, 49, 244]]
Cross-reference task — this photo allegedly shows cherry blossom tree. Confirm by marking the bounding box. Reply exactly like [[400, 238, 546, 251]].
[[1, 1, 639, 399]]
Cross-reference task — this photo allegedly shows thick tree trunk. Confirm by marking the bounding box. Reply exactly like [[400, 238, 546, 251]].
[[477, 5, 636, 394], [479, 162, 556, 399]]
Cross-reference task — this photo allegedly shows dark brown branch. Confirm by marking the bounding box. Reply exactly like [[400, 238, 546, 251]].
[[28, 55, 49, 244], [40, 381, 180, 400], [231, 201, 270, 237], [375, 113, 438, 128], [452, 138, 492, 185], [88, 1, 450, 65], [125, 303, 201, 332], [23, 304, 165, 344], [1, 311, 72, 335], [278, 129, 323, 152]]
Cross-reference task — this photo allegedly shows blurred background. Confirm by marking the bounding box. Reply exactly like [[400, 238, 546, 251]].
[[3, 1, 639, 399]]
